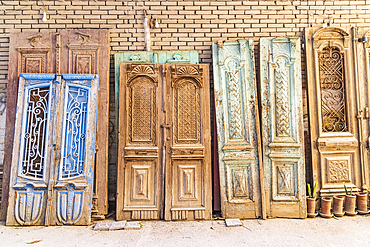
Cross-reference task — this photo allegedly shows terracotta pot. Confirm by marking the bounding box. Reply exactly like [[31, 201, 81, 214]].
[[320, 197, 332, 215], [332, 196, 344, 216], [306, 197, 317, 217], [344, 194, 357, 215], [356, 192, 368, 212]]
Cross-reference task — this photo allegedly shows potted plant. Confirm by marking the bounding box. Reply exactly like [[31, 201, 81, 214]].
[[319, 197, 333, 218], [306, 182, 318, 218], [356, 192, 369, 214], [333, 195, 345, 217], [344, 182, 357, 216]]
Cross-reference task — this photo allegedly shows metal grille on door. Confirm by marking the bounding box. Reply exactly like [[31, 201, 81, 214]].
[[6, 74, 99, 226], [116, 63, 212, 221]]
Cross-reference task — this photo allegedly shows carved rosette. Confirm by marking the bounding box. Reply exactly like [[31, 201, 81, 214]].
[[328, 160, 350, 182]]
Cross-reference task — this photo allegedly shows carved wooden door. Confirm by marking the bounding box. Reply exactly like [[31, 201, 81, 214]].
[[306, 27, 363, 197], [212, 40, 264, 219], [164, 64, 211, 221], [60, 29, 110, 219], [6, 74, 99, 226], [1, 33, 55, 219], [260, 38, 306, 218], [2, 31, 110, 221], [116, 63, 211, 220]]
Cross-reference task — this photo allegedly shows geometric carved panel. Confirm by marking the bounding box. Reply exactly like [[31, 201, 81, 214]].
[[231, 168, 249, 198], [174, 80, 200, 144], [132, 166, 150, 200], [178, 166, 196, 200], [276, 165, 294, 195], [71, 52, 96, 74], [125, 160, 156, 208], [326, 158, 350, 183], [129, 77, 156, 144], [226, 164, 251, 202]]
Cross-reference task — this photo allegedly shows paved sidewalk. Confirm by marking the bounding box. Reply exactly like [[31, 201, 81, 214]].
[[1, 216, 370, 247]]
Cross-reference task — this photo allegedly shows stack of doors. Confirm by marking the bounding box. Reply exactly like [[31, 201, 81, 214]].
[[2, 30, 110, 222], [213, 38, 306, 218], [115, 52, 212, 220], [306, 27, 370, 197]]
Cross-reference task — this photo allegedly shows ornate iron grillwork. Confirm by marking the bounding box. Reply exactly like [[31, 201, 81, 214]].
[[319, 46, 348, 132], [21, 86, 50, 179], [61, 86, 89, 179]]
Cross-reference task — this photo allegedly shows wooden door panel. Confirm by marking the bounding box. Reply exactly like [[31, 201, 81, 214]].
[[6, 74, 59, 226], [165, 64, 211, 221], [117, 63, 162, 220], [260, 38, 306, 218], [212, 40, 263, 219], [1, 33, 55, 220], [60, 29, 110, 218], [50, 75, 99, 226], [306, 27, 362, 197]]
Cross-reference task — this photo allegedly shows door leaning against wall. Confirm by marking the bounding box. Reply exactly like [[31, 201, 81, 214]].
[[116, 63, 212, 221]]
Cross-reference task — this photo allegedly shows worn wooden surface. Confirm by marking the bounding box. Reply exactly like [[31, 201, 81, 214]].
[[164, 64, 212, 221], [260, 38, 306, 218], [212, 40, 263, 219], [60, 29, 110, 218], [6, 74, 99, 226], [306, 27, 362, 197], [1, 33, 56, 221], [357, 27, 370, 192], [116, 63, 211, 221]]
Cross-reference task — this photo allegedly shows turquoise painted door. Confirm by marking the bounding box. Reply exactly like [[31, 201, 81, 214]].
[[212, 40, 264, 219], [260, 38, 306, 218], [6, 74, 99, 226]]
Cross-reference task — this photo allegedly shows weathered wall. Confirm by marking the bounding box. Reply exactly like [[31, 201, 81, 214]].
[[1, 0, 370, 204]]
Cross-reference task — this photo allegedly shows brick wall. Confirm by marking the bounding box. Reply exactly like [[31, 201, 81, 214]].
[[1, 0, 370, 202]]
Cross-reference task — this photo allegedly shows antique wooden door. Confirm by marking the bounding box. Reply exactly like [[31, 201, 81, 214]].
[[116, 63, 211, 220], [212, 40, 264, 219], [60, 29, 110, 219], [2, 31, 110, 221], [164, 64, 211, 221], [306, 27, 362, 197], [6, 74, 99, 226], [260, 38, 306, 218], [1, 33, 56, 220]]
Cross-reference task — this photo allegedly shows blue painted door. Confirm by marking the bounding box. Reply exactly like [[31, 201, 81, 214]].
[[6, 74, 99, 226]]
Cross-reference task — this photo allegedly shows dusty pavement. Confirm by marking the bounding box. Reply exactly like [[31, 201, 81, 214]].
[[1, 216, 370, 247]]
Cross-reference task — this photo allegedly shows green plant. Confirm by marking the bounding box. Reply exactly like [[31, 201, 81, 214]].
[[307, 182, 318, 198], [344, 182, 353, 196]]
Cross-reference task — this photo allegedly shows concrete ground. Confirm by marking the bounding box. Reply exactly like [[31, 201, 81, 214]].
[[1, 216, 370, 247]]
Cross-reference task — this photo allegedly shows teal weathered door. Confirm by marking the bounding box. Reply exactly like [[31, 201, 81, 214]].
[[260, 38, 306, 218], [212, 40, 264, 218], [6, 74, 99, 226]]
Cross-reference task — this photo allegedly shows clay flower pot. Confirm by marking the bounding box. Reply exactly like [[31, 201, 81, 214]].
[[344, 194, 357, 216], [306, 197, 317, 217], [332, 196, 344, 217], [319, 197, 332, 218], [356, 192, 369, 214]]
